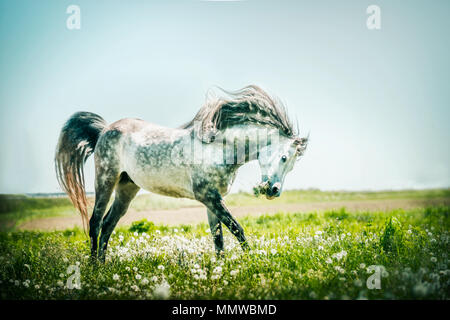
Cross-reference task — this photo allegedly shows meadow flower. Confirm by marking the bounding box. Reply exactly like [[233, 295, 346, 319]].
[[413, 282, 428, 297], [326, 258, 332, 264], [213, 266, 222, 274], [153, 281, 171, 299], [133, 267, 138, 272], [57, 280, 63, 287], [141, 278, 149, 285], [157, 265, 165, 271], [113, 274, 120, 281], [230, 270, 239, 277], [151, 276, 158, 282], [359, 263, 366, 269], [34, 284, 40, 289], [131, 285, 140, 292], [430, 257, 437, 263], [125, 266, 131, 272], [270, 249, 277, 255], [334, 266, 345, 274], [332, 250, 347, 261]]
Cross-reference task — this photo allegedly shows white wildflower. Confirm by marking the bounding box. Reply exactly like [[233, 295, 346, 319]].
[[153, 281, 170, 299]]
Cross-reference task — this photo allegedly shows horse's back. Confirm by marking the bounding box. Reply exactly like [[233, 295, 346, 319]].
[[96, 118, 195, 198], [108, 118, 154, 134]]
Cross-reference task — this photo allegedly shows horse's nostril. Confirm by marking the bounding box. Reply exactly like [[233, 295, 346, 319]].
[[271, 183, 281, 195]]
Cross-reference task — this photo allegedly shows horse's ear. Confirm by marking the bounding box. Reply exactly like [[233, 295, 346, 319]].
[[292, 137, 307, 146], [293, 137, 308, 154]]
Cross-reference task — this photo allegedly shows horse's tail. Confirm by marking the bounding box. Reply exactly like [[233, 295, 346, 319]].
[[55, 112, 107, 231]]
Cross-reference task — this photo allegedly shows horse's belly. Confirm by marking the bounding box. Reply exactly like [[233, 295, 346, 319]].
[[126, 164, 194, 199], [120, 131, 195, 199]]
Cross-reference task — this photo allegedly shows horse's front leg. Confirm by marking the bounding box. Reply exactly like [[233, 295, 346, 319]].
[[198, 190, 249, 251], [207, 209, 224, 255]]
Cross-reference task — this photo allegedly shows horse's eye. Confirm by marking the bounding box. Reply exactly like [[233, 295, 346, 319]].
[[281, 155, 287, 162]]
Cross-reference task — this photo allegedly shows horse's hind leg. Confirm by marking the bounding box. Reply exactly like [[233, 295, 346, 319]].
[[89, 169, 120, 260], [98, 173, 140, 262], [207, 209, 224, 255]]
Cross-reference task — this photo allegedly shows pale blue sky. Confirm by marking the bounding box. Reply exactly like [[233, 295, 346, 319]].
[[0, 0, 449, 194]]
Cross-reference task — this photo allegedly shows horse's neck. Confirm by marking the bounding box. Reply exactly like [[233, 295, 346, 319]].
[[220, 125, 278, 164]]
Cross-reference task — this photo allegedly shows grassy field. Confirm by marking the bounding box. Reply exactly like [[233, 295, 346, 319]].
[[0, 189, 449, 300], [1, 188, 449, 230]]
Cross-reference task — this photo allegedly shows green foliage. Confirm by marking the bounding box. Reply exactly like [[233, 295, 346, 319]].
[[324, 208, 349, 220], [129, 219, 155, 234], [380, 217, 403, 254], [1, 189, 448, 231], [0, 206, 448, 300]]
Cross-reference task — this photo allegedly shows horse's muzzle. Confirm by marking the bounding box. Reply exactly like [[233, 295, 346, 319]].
[[253, 180, 281, 199], [265, 182, 281, 200]]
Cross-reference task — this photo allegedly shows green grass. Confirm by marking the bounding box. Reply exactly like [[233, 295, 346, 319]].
[[224, 188, 450, 207], [0, 206, 448, 300], [1, 189, 448, 230]]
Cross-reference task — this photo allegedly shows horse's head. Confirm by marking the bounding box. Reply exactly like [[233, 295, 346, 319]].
[[255, 135, 308, 199]]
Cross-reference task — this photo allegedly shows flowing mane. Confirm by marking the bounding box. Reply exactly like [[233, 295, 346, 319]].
[[180, 85, 297, 142]]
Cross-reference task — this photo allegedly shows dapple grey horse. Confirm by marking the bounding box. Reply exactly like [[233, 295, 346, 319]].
[[55, 85, 308, 261]]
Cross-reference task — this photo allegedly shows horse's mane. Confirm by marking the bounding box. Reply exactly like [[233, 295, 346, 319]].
[[180, 85, 296, 142]]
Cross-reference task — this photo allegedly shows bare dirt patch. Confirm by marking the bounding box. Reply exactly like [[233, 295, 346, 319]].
[[17, 197, 449, 231]]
